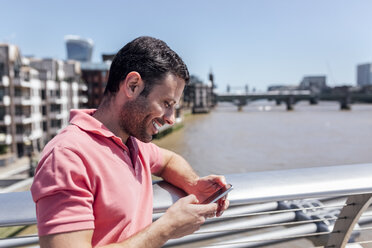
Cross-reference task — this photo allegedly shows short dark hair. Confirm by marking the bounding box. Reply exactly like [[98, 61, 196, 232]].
[[104, 36, 190, 97]]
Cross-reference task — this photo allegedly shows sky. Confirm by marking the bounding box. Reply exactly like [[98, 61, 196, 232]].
[[1, 0, 372, 92]]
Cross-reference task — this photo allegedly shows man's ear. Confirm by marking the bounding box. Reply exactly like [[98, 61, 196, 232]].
[[120, 71, 144, 98]]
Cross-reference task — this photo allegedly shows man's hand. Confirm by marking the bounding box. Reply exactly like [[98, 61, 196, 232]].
[[39, 194, 217, 248], [157, 149, 230, 217], [157, 194, 218, 239], [187, 175, 230, 217]]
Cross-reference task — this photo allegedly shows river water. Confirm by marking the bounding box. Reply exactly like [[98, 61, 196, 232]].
[[154, 101, 372, 175], [154, 101, 372, 247]]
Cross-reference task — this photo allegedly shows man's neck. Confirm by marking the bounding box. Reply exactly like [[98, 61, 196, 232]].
[[93, 103, 129, 143]]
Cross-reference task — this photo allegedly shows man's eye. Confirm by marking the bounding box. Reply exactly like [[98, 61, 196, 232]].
[[165, 102, 170, 108]]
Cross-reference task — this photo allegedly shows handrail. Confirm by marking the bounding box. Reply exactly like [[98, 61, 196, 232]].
[[1, 163, 372, 248], [0, 191, 35, 227], [153, 163, 372, 211]]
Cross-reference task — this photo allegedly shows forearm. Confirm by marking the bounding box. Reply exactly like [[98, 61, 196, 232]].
[[105, 220, 169, 248], [156, 148, 200, 194]]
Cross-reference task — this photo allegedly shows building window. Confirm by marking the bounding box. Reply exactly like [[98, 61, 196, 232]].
[[41, 89, 46, 100], [0, 106, 5, 121], [15, 88, 22, 97], [0, 106, 5, 115], [15, 106, 23, 116], [0, 62, 4, 78], [0, 126, 6, 133], [0, 87, 5, 101], [50, 104, 61, 113], [14, 63, 20, 78], [42, 121, 47, 131], [16, 125, 23, 134], [42, 106, 47, 115], [51, 119, 61, 128]]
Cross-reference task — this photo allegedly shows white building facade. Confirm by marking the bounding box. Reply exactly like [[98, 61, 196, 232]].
[[0, 44, 87, 157]]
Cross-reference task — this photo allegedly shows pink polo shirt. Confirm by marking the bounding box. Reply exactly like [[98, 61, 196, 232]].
[[31, 109, 163, 247]]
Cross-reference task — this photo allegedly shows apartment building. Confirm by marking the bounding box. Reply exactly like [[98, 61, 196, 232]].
[[81, 62, 109, 108], [0, 44, 87, 157]]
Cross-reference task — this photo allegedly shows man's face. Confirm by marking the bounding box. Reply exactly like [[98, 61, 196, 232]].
[[119, 74, 185, 143]]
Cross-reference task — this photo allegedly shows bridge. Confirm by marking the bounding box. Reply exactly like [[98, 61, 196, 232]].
[[1, 163, 372, 247], [216, 90, 372, 111]]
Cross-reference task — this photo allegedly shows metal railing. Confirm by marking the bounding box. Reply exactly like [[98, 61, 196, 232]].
[[1, 163, 372, 247]]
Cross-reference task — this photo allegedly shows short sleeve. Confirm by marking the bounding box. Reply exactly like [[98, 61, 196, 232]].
[[137, 141, 164, 174], [30, 147, 95, 236]]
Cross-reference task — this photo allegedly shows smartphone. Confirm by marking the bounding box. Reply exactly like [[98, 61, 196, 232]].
[[201, 184, 233, 204]]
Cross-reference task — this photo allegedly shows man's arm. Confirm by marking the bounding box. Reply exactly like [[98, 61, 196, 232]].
[[40, 194, 218, 248], [39, 148, 228, 248], [153, 148, 199, 192], [154, 148, 230, 216]]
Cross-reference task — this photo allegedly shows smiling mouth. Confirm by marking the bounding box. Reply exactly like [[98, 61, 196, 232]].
[[152, 120, 161, 132]]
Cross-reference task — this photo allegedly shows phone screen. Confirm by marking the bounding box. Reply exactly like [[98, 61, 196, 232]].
[[201, 184, 233, 204]]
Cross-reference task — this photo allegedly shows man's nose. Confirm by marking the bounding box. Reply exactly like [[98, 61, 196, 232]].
[[163, 109, 175, 125]]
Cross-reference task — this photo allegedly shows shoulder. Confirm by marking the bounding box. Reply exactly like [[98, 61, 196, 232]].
[[37, 126, 97, 174], [42, 124, 97, 156]]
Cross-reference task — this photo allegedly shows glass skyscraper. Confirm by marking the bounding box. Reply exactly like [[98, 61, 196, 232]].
[[65, 35, 94, 62], [357, 63, 372, 86]]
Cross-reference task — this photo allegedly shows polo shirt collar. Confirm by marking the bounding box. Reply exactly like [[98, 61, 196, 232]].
[[69, 109, 140, 172], [69, 109, 138, 155], [69, 109, 115, 138]]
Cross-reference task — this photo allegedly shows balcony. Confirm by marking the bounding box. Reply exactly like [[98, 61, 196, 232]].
[[79, 83, 88, 91], [0, 76, 9, 87], [0, 115, 11, 125], [47, 97, 65, 105], [15, 133, 32, 143], [14, 115, 32, 124], [48, 111, 63, 120], [0, 95, 10, 106], [13, 79, 31, 88], [0, 133, 12, 145], [13, 96, 32, 106], [79, 95, 88, 103], [29, 129, 43, 140]]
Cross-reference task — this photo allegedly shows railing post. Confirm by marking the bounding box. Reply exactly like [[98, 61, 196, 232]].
[[326, 193, 372, 248]]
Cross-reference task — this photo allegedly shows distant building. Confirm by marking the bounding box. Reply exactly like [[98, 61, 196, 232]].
[[299, 76, 327, 94], [80, 62, 110, 108], [102, 54, 115, 62], [65, 35, 94, 62], [0, 44, 40, 157], [183, 75, 214, 113], [357, 63, 372, 86], [0, 43, 87, 157]]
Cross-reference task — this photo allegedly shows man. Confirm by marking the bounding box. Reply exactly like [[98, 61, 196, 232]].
[[31, 36, 229, 248]]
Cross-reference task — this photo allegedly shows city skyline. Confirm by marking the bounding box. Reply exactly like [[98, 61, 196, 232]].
[[1, 0, 372, 91]]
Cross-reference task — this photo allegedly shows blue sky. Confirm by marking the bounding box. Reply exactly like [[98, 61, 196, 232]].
[[1, 0, 372, 91]]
